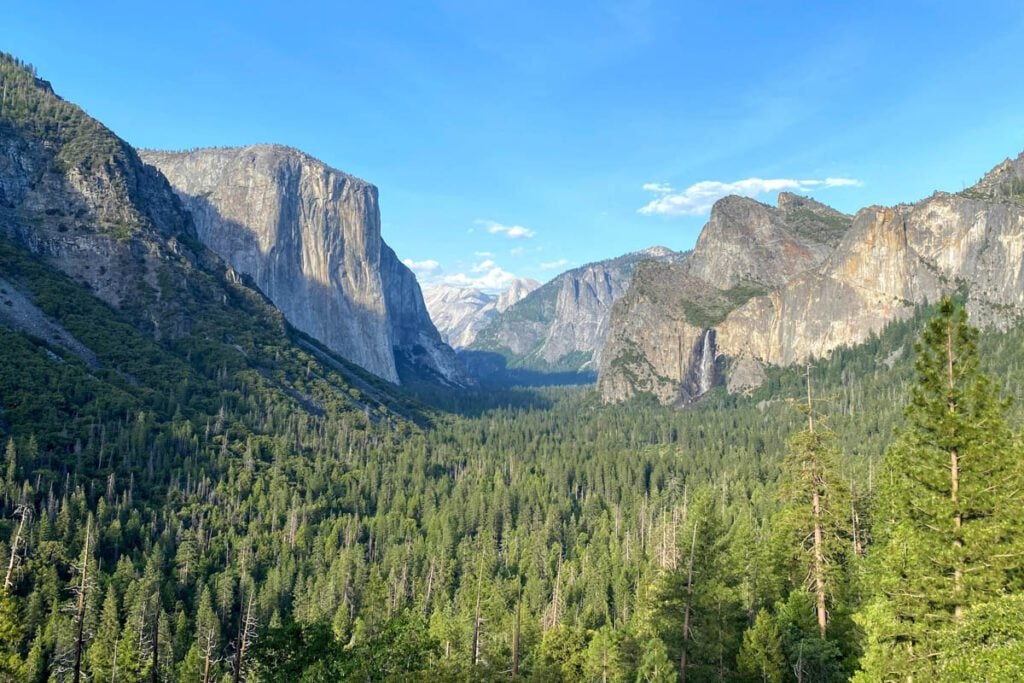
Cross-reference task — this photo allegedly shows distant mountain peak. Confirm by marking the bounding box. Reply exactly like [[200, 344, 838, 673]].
[[497, 278, 541, 312]]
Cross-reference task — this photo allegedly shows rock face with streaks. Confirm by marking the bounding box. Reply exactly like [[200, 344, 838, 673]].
[[599, 193, 853, 403], [141, 145, 468, 385], [423, 278, 539, 349], [470, 247, 682, 372], [0, 55, 215, 343], [599, 155, 1024, 404]]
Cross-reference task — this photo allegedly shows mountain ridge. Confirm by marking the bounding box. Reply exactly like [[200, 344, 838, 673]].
[[599, 160, 1024, 404], [468, 246, 684, 373], [423, 278, 539, 349]]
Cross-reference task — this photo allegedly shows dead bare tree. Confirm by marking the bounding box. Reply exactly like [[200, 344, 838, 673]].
[[231, 591, 257, 683], [72, 519, 93, 683], [3, 504, 30, 592]]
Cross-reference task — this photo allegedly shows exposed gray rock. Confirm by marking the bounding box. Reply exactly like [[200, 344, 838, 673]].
[[140, 145, 468, 386], [0, 64, 210, 343], [0, 277, 98, 367], [424, 278, 539, 349], [600, 159, 1024, 404], [496, 278, 540, 312], [727, 354, 766, 395], [471, 247, 682, 372], [686, 194, 846, 289], [599, 195, 852, 403]]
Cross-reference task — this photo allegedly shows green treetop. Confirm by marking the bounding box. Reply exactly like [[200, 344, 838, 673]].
[[856, 298, 1024, 681]]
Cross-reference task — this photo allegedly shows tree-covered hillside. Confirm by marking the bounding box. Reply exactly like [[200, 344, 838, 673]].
[[3, 270, 1024, 680]]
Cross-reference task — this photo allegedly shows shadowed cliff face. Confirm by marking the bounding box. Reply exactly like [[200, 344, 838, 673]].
[[599, 160, 1024, 405], [140, 146, 468, 386], [0, 58, 219, 342]]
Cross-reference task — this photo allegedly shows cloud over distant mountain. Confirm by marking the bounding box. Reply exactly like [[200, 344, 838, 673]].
[[639, 176, 861, 216]]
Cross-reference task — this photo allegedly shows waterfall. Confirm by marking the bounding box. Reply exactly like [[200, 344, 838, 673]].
[[698, 329, 715, 395]]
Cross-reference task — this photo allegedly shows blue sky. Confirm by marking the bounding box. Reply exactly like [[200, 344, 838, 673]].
[[5, 1, 1024, 291]]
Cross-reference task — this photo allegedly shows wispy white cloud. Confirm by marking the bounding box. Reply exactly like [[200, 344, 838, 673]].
[[638, 176, 862, 216], [642, 182, 673, 193], [402, 258, 442, 278], [442, 262, 520, 292], [407, 255, 521, 293], [509, 246, 526, 257], [477, 219, 536, 239], [474, 251, 494, 258], [540, 258, 570, 270]]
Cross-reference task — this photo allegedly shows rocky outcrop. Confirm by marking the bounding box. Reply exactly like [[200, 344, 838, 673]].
[[471, 247, 681, 372], [0, 54, 212, 341], [687, 193, 850, 288], [599, 195, 852, 403], [141, 146, 468, 386], [600, 157, 1024, 404], [424, 279, 539, 349], [719, 192, 1024, 364], [496, 278, 540, 312]]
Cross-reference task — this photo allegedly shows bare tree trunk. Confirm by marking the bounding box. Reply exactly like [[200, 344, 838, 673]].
[[812, 488, 827, 638], [806, 365, 815, 433], [151, 603, 159, 683], [472, 571, 483, 667], [233, 592, 256, 683], [945, 324, 964, 621], [680, 523, 697, 683], [850, 479, 864, 557], [3, 505, 29, 592], [805, 367, 828, 637], [512, 583, 522, 677], [72, 520, 91, 683], [423, 559, 435, 619]]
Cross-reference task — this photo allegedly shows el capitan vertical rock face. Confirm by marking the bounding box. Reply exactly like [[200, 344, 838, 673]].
[[599, 156, 1024, 404], [141, 146, 467, 385]]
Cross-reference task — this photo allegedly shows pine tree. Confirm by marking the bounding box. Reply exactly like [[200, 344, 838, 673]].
[[87, 585, 121, 683], [195, 586, 221, 683], [583, 626, 625, 682], [634, 637, 674, 683], [856, 298, 1024, 681], [0, 593, 26, 679], [737, 609, 784, 683], [775, 369, 850, 639]]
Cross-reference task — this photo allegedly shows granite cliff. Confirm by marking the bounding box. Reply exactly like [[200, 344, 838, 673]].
[[423, 278, 539, 349], [141, 146, 468, 386], [0, 53, 437, 446], [470, 247, 681, 372], [599, 160, 1024, 404]]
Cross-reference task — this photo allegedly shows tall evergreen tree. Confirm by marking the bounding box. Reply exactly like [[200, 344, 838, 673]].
[[87, 585, 121, 683], [775, 370, 850, 639], [856, 298, 1024, 681]]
